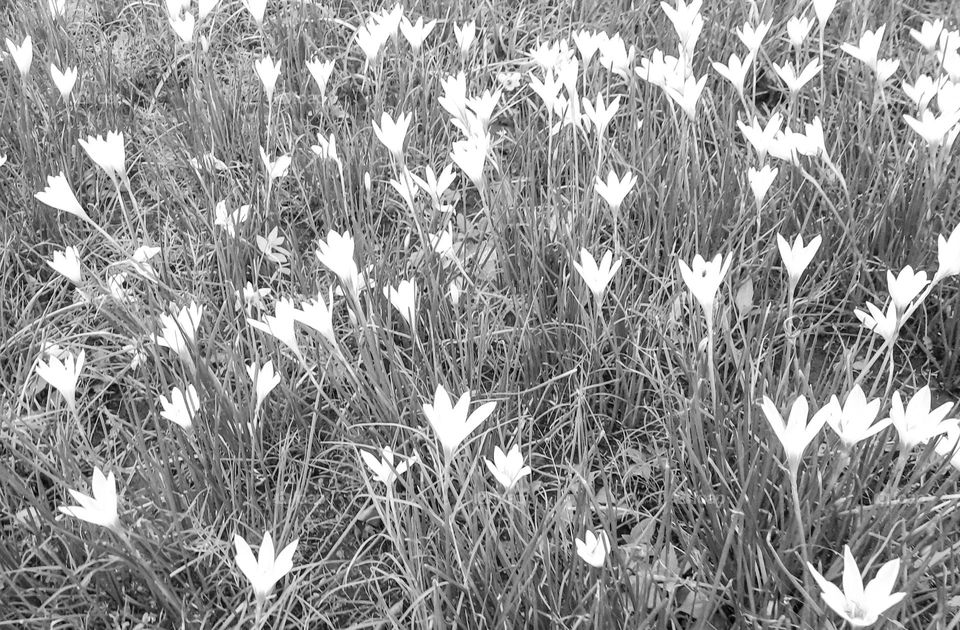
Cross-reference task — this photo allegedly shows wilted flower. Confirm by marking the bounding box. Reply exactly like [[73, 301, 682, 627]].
[[159, 384, 199, 431], [887, 386, 956, 451], [594, 169, 636, 210], [854, 301, 899, 345], [50, 64, 77, 99], [360, 446, 418, 487], [306, 58, 334, 102], [234, 531, 298, 604], [678, 252, 732, 316], [573, 249, 621, 301], [47, 246, 82, 283], [422, 384, 496, 460], [254, 56, 282, 102], [824, 385, 889, 448], [807, 545, 906, 627], [886, 266, 928, 313], [79, 131, 126, 182], [485, 445, 532, 491], [575, 529, 610, 568], [59, 468, 120, 531], [246, 360, 280, 416], [36, 349, 85, 413], [760, 395, 831, 476], [776, 233, 822, 290], [248, 297, 301, 358], [372, 111, 412, 160], [6, 36, 32, 76]]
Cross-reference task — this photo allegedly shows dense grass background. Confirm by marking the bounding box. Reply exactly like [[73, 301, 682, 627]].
[[3, 0, 960, 627]]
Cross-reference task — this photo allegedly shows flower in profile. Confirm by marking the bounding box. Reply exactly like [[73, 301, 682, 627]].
[[159, 384, 199, 431], [242, 0, 267, 26], [886, 386, 956, 451], [485, 445, 532, 491], [384, 279, 416, 327], [248, 297, 301, 358], [36, 349, 85, 413], [400, 16, 436, 52], [294, 291, 336, 346], [236, 282, 270, 313], [79, 131, 126, 182], [807, 545, 906, 627], [411, 164, 457, 209], [760, 395, 831, 476], [712, 52, 753, 100], [594, 169, 636, 211], [6, 36, 32, 76], [306, 58, 334, 101], [234, 531, 298, 604], [36, 173, 88, 220], [903, 110, 960, 148], [787, 15, 813, 49], [453, 20, 476, 57], [316, 230, 360, 296], [738, 113, 783, 164], [422, 384, 496, 460], [736, 20, 771, 59], [259, 146, 291, 182], [678, 252, 732, 316], [841, 26, 887, 75], [572, 29, 606, 66], [168, 9, 195, 42], [812, 0, 837, 28], [664, 74, 707, 121], [47, 246, 82, 283], [772, 59, 821, 94], [50, 64, 77, 99], [575, 529, 610, 568], [854, 301, 899, 345], [254, 56, 282, 102], [747, 165, 778, 209], [213, 201, 250, 238], [355, 23, 388, 64], [581, 93, 621, 139], [451, 134, 489, 191], [902, 74, 944, 111], [886, 266, 928, 313], [246, 360, 280, 416], [824, 385, 889, 449], [360, 446, 418, 487], [198, 0, 218, 20], [661, 0, 704, 56], [155, 302, 204, 358], [573, 249, 621, 301], [59, 468, 120, 531], [936, 223, 960, 281], [311, 132, 340, 167], [776, 233, 822, 291], [910, 19, 943, 52], [372, 111, 412, 160]]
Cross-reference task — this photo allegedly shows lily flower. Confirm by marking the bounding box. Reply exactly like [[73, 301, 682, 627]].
[[36, 173, 89, 220], [6, 35, 32, 76], [886, 266, 928, 313], [772, 59, 821, 94], [306, 58, 334, 103], [736, 20, 771, 59], [155, 302, 203, 358], [485, 445, 532, 491], [360, 446, 418, 487], [776, 232, 822, 291], [813, 0, 837, 28], [841, 26, 887, 75], [807, 545, 906, 627], [824, 385, 890, 448], [594, 169, 636, 211], [712, 52, 753, 99], [242, 0, 267, 26], [372, 111, 412, 160], [910, 19, 944, 53], [411, 164, 457, 209], [159, 384, 199, 431], [854, 301, 899, 345], [747, 165, 778, 209], [47, 246, 82, 283], [59, 468, 120, 531], [36, 349, 85, 413], [936, 223, 960, 281], [246, 360, 281, 417], [79, 131, 126, 182], [678, 252, 732, 316], [573, 249, 621, 301], [760, 395, 831, 476], [738, 113, 783, 163], [886, 386, 956, 450], [316, 230, 360, 296], [787, 16, 813, 49], [234, 531, 298, 604], [422, 384, 496, 460], [384, 279, 416, 327], [399, 16, 436, 53], [581, 93, 621, 138], [259, 146, 291, 182], [50, 64, 77, 99], [575, 529, 610, 568], [254, 56, 282, 102], [248, 297, 302, 358], [294, 291, 337, 347], [453, 20, 476, 57]]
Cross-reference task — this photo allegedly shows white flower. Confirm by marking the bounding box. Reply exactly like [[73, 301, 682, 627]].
[[59, 467, 120, 531], [159, 384, 199, 430], [737, 113, 783, 163], [760, 395, 831, 476], [886, 266, 928, 313], [572, 249, 621, 301], [677, 252, 732, 316], [824, 385, 889, 448], [236, 282, 270, 313], [936, 223, 960, 281], [234, 531, 298, 603], [242, 0, 267, 26], [484, 445, 531, 491], [36, 350, 85, 413], [747, 165, 778, 208], [50, 63, 77, 99], [306, 58, 334, 101], [787, 15, 813, 48], [213, 200, 250, 238], [169, 10, 195, 43], [316, 230, 360, 296], [575, 529, 610, 568], [712, 52, 753, 98], [256, 227, 290, 265], [854, 301, 899, 345], [776, 232, 821, 290], [155, 302, 203, 358], [453, 20, 476, 57], [451, 134, 489, 190], [903, 110, 960, 148], [384, 279, 416, 327], [372, 111, 412, 160], [254, 55, 282, 101], [886, 386, 956, 451], [6, 36, 32, 76], [422, 384, 496, 460], [47, 246, 82, 283], [259, 146, 291, 181], [594, 169, 636, 210], [910, 19, 944, 53], [360, 446, 418, 487], [901, 74, 944, 111], [736, 20, 771, 58], [664, 74, 707, 121], [399, 16, 436, 52], [410, 164, 457, 209], [841, 26, 887, 74], [812, 0, 837, 28], [772, 59, 821, 94], [79, 131, 126, 182], [294, 291, 337, 347], [807, 545, 906, 627], [581, 93, 621, 138], [246, 361, 281, 416], [248, 297, 301, 358], [572, 29, 606, 67]]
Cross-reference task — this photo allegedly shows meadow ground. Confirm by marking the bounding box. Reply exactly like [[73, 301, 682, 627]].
[[2, 0, 960, 627]]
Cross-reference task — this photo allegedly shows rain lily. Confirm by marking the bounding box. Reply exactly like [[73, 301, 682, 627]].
[[736, 20, 771, 59], [935, 425, 960, 470], [79, 131, 126, 182], [248, 297, 302, 358], [168, 10, 195, 42], [360, 446, 418, 487], [451, 134, 488, 190], [316, 230, 360, 295], [772, 59, 821, 94], [787, 16, 813, 49], [254, 56, 282, 102], [234, 531, 298, 604], [594, 169, 637, 210], [384, 279, 416, 327], [198, 0, 218, 20], [246, 360, 281, 416], [159, 384, 199, 431], [910, 19, 944, 53], [760, 395, 831, 476], [311, 133, 340, 165], [812, 0, 837, 28], [372, 111, 412, 160], [453, 20, 476, 57], [854, 301, 899, 345], [242, 0, 267, 26], [677, 252, 732, 316], [259, 146, 291, 182], [572, 29, 606, 66], [886, 266, 928, 313], [422, 384, 496, 460], [214, 201, 250, 238], [661, 0, 704, 55], [738, 113, 783, 163], [807, 545, 906, 627], [411, 164, 457, 209], [155, 302, 204, 358], [50, 64, 77, 99], [36, 349, 85, 413], [59, 468, 120, 531], [841, 26, 887, 74], [6, 36, 32, 76], [485, 445, 532, 491], [903, 110, 960, 148], [36, 173, 88, 220], [47, 246, 82, 283], [664, 74, 707, 121], [294, 291, 337, 347], [400, 16, 436, 52], [573, 248, 621, 301], [306, 58, 334, 101], [712, 52, 753, 99], [887, 386, 956, 451], [256, 227, 290, 265], [776, 233, 822, 290], [824, 385, 889, 448], [936, 223, 960, 280], [575, 529, 610, 568], [236, 282, 271, 313], [902, 74, 944, 111], [581, 93, 621, 138], [747, 165, 778, 208]]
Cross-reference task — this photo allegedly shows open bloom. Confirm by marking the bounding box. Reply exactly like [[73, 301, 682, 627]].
[[937, 223, 960, 281], [824, 385, 889, 448], [772, 59, 821, 94], [295, 291, 337, 347], [242, 0, 267, 26], [59, 468, 120, 531], [50, 64, 77, 99], [886, 386, 956, 451], [581, 93, 621, 138], [776, 233, 821, 290], [248, 297, 302, 358], [787, 16, 813, 48], [485, 445, 532, 490], [246, 360, 281, 416], [254, 55, 281, 102], [411, 164, 457, 209], [854, 301, 899, 345], [234, 531, 298, 604], [573, 248, 621, 301], [575, 529, 610, 568], [259, 146, 291, 182], [738, 113, 783, 163], [747, 165, 778, 208], [47, 246, 82, 283], [712, 52, 753, 98], [35, 173, 88, 220], [372, 111, 412, 160], [79, 131, 126, 182], [841, 26, 886, 74], [306, 58, 334, 104], [36, 349, 85, 413], [594, 169, 636, 210], [760, 395, 831, 476], [6, 36, 32, 76], [316, 230, 360, 296], [678, 252, 732, 316], [422, 384, 496, 460], [159, 384, 199, 431], [399, 16, 436, 52], [384, 279, 416, 327], [360, 446, 418, 487], [807, 545, 906, 627], [886, 266, 927, 313], [155, 302, 203, 358]]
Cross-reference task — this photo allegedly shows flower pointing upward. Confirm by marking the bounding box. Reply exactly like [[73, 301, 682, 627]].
[[824, 385, 889, 449], [575, 529, 610, 568], [573, 248, 621, 301], [35, 173, 88, 220], [36, 349, 85, 414], [887, 386, 956, 451], [485, 445, 531, 491], [760, 395, 831, 477], [422, 384, 496, 460], [373, 111, 412, 160], [678, 252, 732, 316], [234, 530, 298, 604], [776, 232, 822, 290], [59, 467, 120, 531], [360, 446, 418, 488], [594, 169, 637, 210], [807, 545, 906, 627], [79, 131, 126, 183]]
